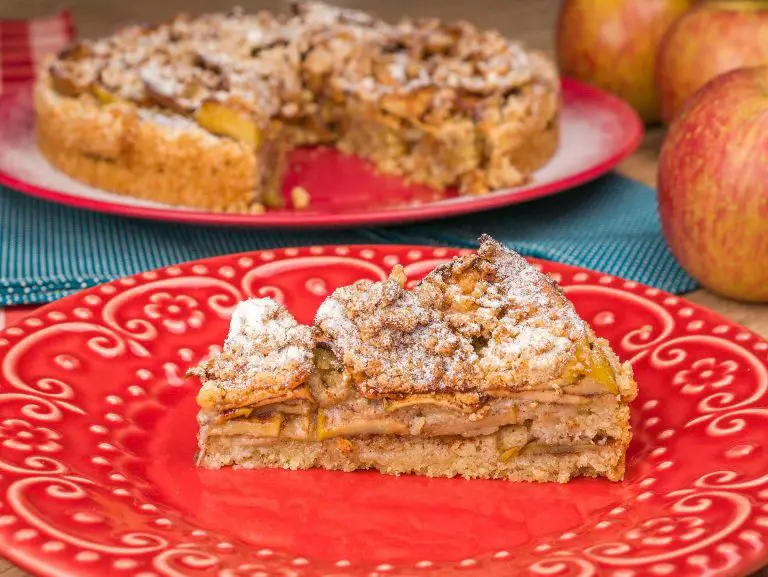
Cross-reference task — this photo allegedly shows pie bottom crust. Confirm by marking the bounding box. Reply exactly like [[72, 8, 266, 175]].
[[197, 434, 628, 483]]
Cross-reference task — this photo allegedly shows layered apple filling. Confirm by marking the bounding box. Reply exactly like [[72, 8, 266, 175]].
[[197, 346, 626, 461]]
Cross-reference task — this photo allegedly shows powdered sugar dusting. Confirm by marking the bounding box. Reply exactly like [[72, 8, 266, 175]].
[[225, 298, 314, 377], [315, 278, 479, 396], [315, 237, 592, 396], [429, 235, 588, 386], [139, 63, 179, 98], [137, 108, 211, 135], [45, 1, 549, 127]]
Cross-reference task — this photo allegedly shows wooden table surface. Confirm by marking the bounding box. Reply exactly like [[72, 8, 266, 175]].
[[1, 0, 766, 575]]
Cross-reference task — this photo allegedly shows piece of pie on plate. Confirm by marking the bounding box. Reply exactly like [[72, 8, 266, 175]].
[[189, 236, 637, 482]]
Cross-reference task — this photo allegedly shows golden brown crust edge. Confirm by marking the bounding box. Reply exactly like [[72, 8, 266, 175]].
[[34, 76, 261, 213]]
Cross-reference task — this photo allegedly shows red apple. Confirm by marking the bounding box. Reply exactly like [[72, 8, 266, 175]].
[[656, 1, 768, 124], [658, 67, 768, 302], [556, 0, 694, 124]]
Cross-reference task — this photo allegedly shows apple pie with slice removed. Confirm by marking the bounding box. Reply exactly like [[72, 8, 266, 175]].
[[189, 236, 637, 482], [35, 2, 559, 212]]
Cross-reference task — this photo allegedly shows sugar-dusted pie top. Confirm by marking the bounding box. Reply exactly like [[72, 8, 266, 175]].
[[419, 235, 588, 387], [336, 19, 534, 99], [314, 264, 482, 397], [46, 2, 557, 125], [315, 236, 604, 397], [193, 237, 635, 409], [191, 298, 314, 411]]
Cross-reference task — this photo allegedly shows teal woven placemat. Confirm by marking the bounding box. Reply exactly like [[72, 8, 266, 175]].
[[0, 173, 697, 305]]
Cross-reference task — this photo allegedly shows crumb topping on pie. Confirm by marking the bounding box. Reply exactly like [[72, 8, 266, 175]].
[[419, 235, 587, 386], [37, 2, 559, 211], [314, 265, 481, 397], [48, 3, 554, 124], [191, 298, 314, 410], [315, 236, 606, 397]]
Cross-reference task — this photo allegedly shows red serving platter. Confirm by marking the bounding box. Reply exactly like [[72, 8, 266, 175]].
[[0, 79, 642, 228], [0, 245, 767, 577]]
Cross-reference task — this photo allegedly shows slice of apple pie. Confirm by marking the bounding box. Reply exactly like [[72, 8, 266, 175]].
[[190, 236, 637, 482]]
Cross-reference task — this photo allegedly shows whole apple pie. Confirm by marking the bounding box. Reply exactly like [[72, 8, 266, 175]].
[[34, 2, 560, 213], [189, 237, 636, 482]]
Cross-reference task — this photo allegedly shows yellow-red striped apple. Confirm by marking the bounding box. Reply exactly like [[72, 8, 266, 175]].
[[657, 67, 768, 302], [557, 0, 694, 123], [657, 1, 768, 123]]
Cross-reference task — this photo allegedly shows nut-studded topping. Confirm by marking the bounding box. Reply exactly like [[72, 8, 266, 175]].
[[329, 17, 540, 123], [417, 236, 588, 390], [315, 266, 482, 397], [290, 1, 379, 29], [140, 60, 221, 113], [49, 42, 104, 97], [190, 238, 630, 410]]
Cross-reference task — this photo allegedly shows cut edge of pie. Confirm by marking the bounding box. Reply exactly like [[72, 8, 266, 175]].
[[189, 236, 637, 483]]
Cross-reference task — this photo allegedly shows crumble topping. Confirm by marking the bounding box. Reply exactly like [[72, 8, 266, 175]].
[[333, 19, 535, 103], [315, 236, 590, 396], [191, 298, 314, 410], [191, 236, 634, 413], [419, 235, 586, 388], [314, 266, 481, 397]]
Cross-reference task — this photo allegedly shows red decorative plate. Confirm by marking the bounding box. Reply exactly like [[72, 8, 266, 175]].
[[1, 245, 767, 577], [0, 79, 642, 228]]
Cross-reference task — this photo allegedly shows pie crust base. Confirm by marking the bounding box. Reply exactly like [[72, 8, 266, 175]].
[[197, 434, 627, 483]]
